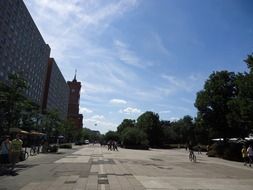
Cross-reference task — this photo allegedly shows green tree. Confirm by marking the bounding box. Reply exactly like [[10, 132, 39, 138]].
[[117, 119, 135, 134], [89, 130, 101, 143], [232, 54, 253, 134], [0, 73, 28, 133], [104, 131, 120, 142], [195, 71, 238, 140], [194, 116, 209, 144], [244, 53, 253, 74], [136, 111, 163, 147], [82, 128, 92, 141], [169, 116, 194, 144], [121, 127, 148, 148], [19, 100, 41, 132], [58, 119, 76, 142], [42, 110, 61, 139], [161, 120, 175, 144]]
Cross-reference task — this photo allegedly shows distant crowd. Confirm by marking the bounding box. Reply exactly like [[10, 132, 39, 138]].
[[106, 140, 118, 151]]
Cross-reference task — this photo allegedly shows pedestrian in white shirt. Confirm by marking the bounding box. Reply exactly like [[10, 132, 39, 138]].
[[247, 144, 253, 167]]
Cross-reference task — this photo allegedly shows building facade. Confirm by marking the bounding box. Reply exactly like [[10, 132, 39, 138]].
[[67, 75, 83, 129], [0, 0, 51, 106], [42, 58, 69, 120]]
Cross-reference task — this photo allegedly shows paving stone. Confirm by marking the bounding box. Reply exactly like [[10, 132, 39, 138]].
[[20, 182, 40, 190], [47, 176, 69, 190], [2, 146, 253, 190], [107, 175, 122, 190], [72, 177, 87, 190], [98, 184, 110, 190], [126, 176, 145, 190], [86, 175, 98, 190], [117, 175, 134, 190], [91, 164, 99, 173]]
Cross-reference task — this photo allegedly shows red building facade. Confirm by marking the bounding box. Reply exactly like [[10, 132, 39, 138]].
[[67, 74, 83, 129]]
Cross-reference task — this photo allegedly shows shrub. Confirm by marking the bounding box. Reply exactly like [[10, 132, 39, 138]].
[[193, 145, 208, 152], [207, 142, 243, 161], [223, 143, 242, 161], [59, 143, 72, 149], [121, 128, 149, 149], [49, 145, 59, 152], [208, 142, 225, 157]]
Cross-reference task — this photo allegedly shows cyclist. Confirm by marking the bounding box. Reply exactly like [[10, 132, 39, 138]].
[[188, 143, 196, 162]]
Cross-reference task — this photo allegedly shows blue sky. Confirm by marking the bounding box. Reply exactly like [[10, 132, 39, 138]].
[[24, 0, 253, 133]]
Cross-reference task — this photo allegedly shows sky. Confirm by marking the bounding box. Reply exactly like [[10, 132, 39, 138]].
[[24, 0, 253, 134]]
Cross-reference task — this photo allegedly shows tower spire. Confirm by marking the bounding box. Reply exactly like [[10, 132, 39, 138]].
[[73, 69, 77, 82]]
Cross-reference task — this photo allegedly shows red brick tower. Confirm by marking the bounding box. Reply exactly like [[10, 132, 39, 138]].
[[67, 72, 83, 129]]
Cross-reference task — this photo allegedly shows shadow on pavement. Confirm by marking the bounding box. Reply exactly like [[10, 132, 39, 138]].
[[0, 164, 38, 176]]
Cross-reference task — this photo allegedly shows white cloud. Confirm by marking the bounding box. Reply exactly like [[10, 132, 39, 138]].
[[162, 74, 190, 90], [91, 115, 105, 120], [79, 107, 93, 114], [159, 110, 171, 114], [159, 74, 200, 95], [134, 89, 163, 101], [24, 0, 140, 64], [119, 107, 141, 114], [110, 99, 127, 105], [152, 33, 170, 56], [80, 88, 85, 94], [25, 0, 151, 103], [33, 0, 81, 17], [84, 114, 105, 127], [189, 73, 205, 81], [160, 74, 205, 95], [170, 105, 191, 112], [84, 114, 117, 133], [114, 40, 144, 68], [157, 87, 174, 96], [169, 117, 179, 121], [181, 98, 194, 104], [84, 81, 116, 94]]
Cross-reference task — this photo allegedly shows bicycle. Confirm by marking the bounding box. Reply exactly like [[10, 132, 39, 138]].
[[20, 148, 29, 161], [30, 146, 37, 156], [189, 150, 196, 162]]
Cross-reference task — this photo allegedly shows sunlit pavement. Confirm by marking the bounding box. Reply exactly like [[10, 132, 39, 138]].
[[0, 144, 253, 190]]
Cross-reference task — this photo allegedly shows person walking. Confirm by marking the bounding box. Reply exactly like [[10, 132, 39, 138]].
[[0, 136, 11, 170], [241, 145, 248, 166], [247, 144, 253, 167], [113, 141, 118, 151], [10, 134, 23, 171], [197, 145, 202, 155], [206, 145, 210, 155]]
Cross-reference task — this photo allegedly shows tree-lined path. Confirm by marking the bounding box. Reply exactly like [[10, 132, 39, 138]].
[[1, 145, 253, 190]]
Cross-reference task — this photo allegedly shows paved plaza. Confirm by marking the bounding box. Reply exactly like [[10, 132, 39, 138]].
[[0, 145, 253, 190]]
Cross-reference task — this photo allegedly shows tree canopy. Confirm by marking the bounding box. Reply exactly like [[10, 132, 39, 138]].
[[136, 111, 163, 146]]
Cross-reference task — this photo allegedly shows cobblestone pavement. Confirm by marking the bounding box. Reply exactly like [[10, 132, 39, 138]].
[[0, 144, 253, 190]]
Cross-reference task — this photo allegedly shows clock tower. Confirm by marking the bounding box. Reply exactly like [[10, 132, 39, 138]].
[[67, 71, 83, 129]]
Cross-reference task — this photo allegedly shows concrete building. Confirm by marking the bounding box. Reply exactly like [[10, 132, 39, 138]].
[[0, 0, 73, 121], [67, 74, 83, 129], [0, 0, 50, 106], [42, 58, 69, 120]]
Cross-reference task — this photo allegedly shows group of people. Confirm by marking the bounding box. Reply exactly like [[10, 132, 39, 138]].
[[107, 140, 118, 151], [0, 134, 23, 171], [241, 144, 253, 167]]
